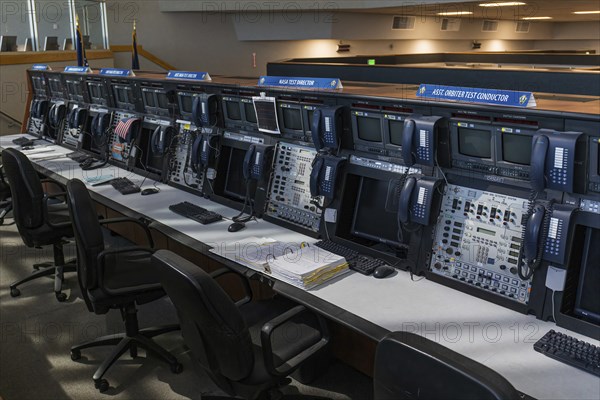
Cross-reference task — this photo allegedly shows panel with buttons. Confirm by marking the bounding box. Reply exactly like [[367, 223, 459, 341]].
[[429, 184, 532, 304], [266, 142, 322, 233], [168, 122, 204, 192]]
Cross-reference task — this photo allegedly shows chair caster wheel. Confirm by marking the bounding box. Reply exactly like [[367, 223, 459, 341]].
[[170, 363, 183, 374], [95, 379, 109, 393], [56, 292, 67, 302], [71, 350, 81, 361], [10, 287, 20, 297]]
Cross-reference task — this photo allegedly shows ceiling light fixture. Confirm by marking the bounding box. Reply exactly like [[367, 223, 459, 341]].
[[479, 2, 526, 7], [522, 16, 552, 20], [572, 11, 600, 15], [437, 11, 473, 16]]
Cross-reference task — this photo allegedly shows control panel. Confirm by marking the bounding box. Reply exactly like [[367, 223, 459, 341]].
[[349, 155, 421, 175], [580, 199, 600, 214], [108, 110, 137, 165], [266, 142, 322, 232], [168, 122, 204, 191], [429, 184, 532, 304], [60, 104, 85, 149]]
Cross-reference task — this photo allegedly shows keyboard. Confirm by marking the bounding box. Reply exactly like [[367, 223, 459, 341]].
[[169, 201, 223, 225], [67, 151, 90, 163], [534, 330, 600, 377], [315, 240, 387, 275], [13, 137, 35, 147], [110, 177, 141, 195]]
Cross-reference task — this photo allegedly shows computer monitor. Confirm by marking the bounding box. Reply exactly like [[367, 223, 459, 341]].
[[65, 79, 85, 102], [277, 102, 304, 138], [351, 176, 401, 248], [223, 147, 249, 201], [0, 36, 18, 52], [449, 121, 495, 173], [112, 84, 136, 110], [573, 226, 600, 324], [501, 133, 533, 165], [142, 88, 170, 117], [44, 36, 59, 51], [588, 137, 600, 193], [351, 110, 385, 154], [494, 126, 537, 180], [383, 113, 407, 154], [458, 127, 492, 159]]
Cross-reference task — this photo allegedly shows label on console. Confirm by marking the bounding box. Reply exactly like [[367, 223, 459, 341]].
[[32, 64, 51, 71], [100, 68, 134, 77], [258, 76, 343, 90], [167, 71, 211, 81], [64, 66, 92, 74], [416, 84, 536, 108]]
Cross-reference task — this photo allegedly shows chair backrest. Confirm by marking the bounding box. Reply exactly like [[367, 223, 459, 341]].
[[374, 332, 522, 400], [2, 148, 45, 244], [0, 161, 11, 201], [66, 179, 106, 293], [152, 250, 255, 384]]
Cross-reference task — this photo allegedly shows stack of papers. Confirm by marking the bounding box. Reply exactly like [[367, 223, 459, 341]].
[[268, 245, 349, 290], [209, 237, 349, 290]]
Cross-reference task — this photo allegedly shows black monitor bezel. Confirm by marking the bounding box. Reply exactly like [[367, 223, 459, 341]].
[[383, 112, 408, 154], [141, 87, 170, 117], [573, 223, 600, 324], [112, 84, 136, 111], [494, 126, 537, 171], [351, 110, 385, 151]]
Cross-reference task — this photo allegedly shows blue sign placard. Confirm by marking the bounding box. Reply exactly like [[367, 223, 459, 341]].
[[166, 71, 211, 81], [416, 84, 536, 108], [64, 66, 91, 74], [32, 64, 51, 71], [99, 68, 134, 77], [258, 76, 343, 90]]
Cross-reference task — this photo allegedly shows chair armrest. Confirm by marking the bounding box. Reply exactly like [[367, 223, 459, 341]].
[[42, 193, 71, 229], [41, 179, 67, 192], [210, 267, 253, 307], [97, 246, 154, 291], [99, 217, 154, 248], [260, 305, 330, 377]]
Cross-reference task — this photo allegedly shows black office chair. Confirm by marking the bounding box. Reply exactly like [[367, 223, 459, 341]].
[[0, 160, 12, 225], [373, 331, 533, 400], [152, 249, 331, 400], [66, 178, 181, 393], [2, 148, 75, 301]]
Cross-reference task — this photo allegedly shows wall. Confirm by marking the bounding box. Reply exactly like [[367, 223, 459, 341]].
[[105, 1, 600, 77], [1, 0, 32, 47]]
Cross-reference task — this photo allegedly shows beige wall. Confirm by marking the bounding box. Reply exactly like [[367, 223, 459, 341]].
[[105, 1, 600, 76]]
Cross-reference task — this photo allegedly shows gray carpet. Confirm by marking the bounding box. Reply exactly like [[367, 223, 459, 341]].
[[0, 221, 373, 400]]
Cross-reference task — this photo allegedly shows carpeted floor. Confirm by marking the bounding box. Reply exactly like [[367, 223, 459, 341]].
[[0, 220, 373, 400]]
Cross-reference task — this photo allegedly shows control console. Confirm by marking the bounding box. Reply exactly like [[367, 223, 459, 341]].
[[169, 122, 204, 191], [265, 142, 322, 233], [429, 184, 532, 304]]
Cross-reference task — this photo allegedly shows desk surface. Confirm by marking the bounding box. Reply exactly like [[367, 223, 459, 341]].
[[2, 134, 599, 400]]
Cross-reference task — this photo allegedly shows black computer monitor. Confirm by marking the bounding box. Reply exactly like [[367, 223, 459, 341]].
[[44, 36, 59, 51], [574, 226, 600, 324], [87, 81, 108, 106], [112, 84, 135, 110], [501, 132, 533, 165], [458, 127, 492, 159], [350, 176, 401, 248], [142, 88, 170, 117], [223, 146, 249, 201], [351, 110, 385, 153], [0, 36, 18, 52], [277, 102, 304, 137]]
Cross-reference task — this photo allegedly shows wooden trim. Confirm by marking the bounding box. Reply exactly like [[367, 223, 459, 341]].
[[110, 44, 176, 71], [0, 50, 113, 66]]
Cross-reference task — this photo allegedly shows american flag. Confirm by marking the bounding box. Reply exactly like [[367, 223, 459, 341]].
[[115, 118, 140, 142]]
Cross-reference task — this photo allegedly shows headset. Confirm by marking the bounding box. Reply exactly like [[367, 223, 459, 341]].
[[151, 125, 174, 155], [91, 112, 111, 138]]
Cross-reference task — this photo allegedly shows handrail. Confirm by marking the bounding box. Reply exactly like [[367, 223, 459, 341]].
[[110, 44, 176, 71], [0, 49, 113, 66], [0, 110, 23, 128]]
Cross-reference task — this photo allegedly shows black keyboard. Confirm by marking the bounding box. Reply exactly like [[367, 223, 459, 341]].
[[169, 201, 223, 225], [534, 330, 600, 377], [110, 177, 141, 195], [315, 240, 387, 275], [67, 151, 89, 163], [13, 137, 35, 147]]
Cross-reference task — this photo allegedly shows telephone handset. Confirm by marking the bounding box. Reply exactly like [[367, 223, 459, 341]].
[[31, 99, 48, 119], [243, 144, 274, 182], [397, 175, 443, 226], [69, 107, 87, 131], [191, 132, 220, 172], [48, 103, 65, 130], [523, 203, 546, 267], [311, 105, 343, 153], [91, 112, 111, 138], [151, 125, 174, 155], [309, 154, 344, 201], [401, 115, 444, 167], [192, 94, 218, 128], [530, 130, 586, 194]]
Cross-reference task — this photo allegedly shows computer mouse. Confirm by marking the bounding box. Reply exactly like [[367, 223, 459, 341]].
[[141, 188, 160, 196], [373, 265, 395, 279], [228, 222, 246, 233]]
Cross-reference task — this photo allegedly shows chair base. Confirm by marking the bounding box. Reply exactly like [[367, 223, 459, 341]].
[[71, 324, 181, 393], [9, 263, 76, 302]]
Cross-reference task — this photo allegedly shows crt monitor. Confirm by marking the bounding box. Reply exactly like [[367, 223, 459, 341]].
[[351, 110, 385, 152], [243, 100, 257, 124], [0, 36, 17, 52], [65, 79, 85, 102], [87, 82, 108, 106], [573, 225, 600, 324], [112, 84, 135, 110], [223, 96, 243, 123], [501, 132, 533, 165], [277, 102, 304, 137], [384, 113, 407, 154], [458, 126, 492, 159], [142, 88, 170, 116], [178, 92, 193, 117], [48, 77, 64, 98], [223, 147, 249, 201]]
